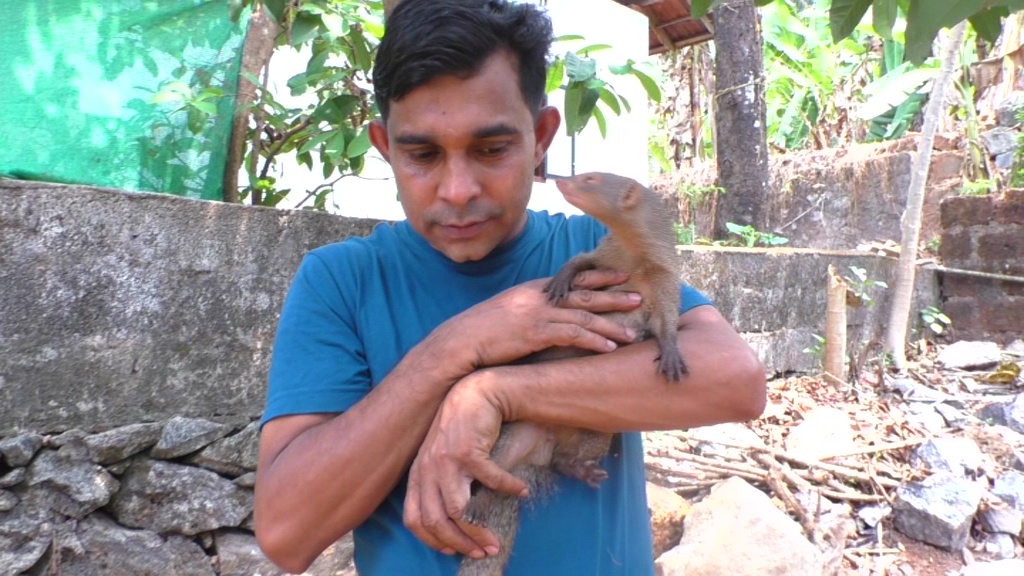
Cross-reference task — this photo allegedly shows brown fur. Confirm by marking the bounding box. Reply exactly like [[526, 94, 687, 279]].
[[458, 172, 686, 576]]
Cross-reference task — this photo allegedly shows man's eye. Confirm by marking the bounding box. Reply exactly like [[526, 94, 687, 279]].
[[479, 145, 507, 157], [408, 149, 438, 162]]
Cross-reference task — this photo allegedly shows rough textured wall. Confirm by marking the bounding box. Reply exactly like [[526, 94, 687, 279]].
[[0, 181, 380, 435], [939, 189, 1024, 343]]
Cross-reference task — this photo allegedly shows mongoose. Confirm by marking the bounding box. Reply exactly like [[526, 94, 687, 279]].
[[458, 172, 687, 576]]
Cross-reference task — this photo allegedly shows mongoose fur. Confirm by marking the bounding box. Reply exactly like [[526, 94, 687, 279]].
[[458, 172, 687, 576]]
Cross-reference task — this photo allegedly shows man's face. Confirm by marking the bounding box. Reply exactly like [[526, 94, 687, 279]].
[[369, 51, 559, 263]]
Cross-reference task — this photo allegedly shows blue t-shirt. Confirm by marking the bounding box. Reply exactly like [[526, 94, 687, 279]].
[[263, 210, 711, 576]]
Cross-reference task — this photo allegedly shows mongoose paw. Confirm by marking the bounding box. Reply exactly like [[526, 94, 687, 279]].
[[656, 349, 688, 383], [560, 460, 609, 488], [543, 274, 574, 304]]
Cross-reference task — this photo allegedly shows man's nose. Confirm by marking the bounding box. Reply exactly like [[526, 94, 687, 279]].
[[437, 154, 482, 206]]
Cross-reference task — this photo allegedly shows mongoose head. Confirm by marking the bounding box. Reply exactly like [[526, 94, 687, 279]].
[[555, 172, 645, 221]]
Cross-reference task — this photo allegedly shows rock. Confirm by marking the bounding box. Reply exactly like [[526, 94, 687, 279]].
[[0, 468, 25, 489], [978, 498, 1023, 535], [992, 470, 1024, 512], [1008, 339, 1024, 357], [234, 472, 257, 488], [53, 513, 215, 575], [0, 433, 43, 467], [25, 448, 120, 518], [0, 490, 18, 512], [856, 504, 892, 529], [981, 127, 1019, 157], [689, 422, 765, 461], [216, 530, 355, 576], [108, 459, 252, 535], [996, 152, 1016, 171], [976, 401, 1010, 426], [996, 92, 1024, 127], [891, 378, 957, 404], [150, 416, 232, 459], [107, 458, 134, 475], [1006, 394, 1024, 435], [909, 437, 985, 477], [186, 421, 259, 476], [784, 406, 856, 460], [937, 341, 1001, 370], [84, 422, 163, 464], [0, 504, 56, 574], [934, 403, 971, 428], [961, 560, 1024, 576], [655, 477, 822, 576], [50, 429, 88, 447], [647, 482, 690, 558], [893, 472, 985, 551], [905, 405, 948, 434], [984, 532, 1019, 560]]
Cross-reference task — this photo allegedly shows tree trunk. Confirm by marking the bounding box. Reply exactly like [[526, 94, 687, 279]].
[[223, 6, 279, 203], [711, 0, 769, 239], [886, 22, 966, 369]]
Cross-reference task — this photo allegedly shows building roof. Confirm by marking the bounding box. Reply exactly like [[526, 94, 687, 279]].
[[613, 0, 715, 55]]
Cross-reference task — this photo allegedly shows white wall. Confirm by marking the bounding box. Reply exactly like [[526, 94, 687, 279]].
[[257, 0, 651, 220]]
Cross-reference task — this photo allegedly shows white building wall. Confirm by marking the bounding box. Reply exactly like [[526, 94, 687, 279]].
[[258, 0, 651, 220]]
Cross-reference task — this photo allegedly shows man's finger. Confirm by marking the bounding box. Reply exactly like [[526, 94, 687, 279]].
[[556, 288, 642, 315], [420, 483, 488, 558], [470, 459, 529, 497], [571, 268, 629, 290]]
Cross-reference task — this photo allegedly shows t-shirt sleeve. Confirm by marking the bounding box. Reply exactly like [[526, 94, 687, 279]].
[[261, 250, 371, 427]]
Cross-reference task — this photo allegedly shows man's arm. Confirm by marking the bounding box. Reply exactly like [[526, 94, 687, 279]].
[[404, 304, 766, 552], [254, 273, 641, 572]]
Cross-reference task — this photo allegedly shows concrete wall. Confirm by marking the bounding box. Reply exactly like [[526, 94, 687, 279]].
[[0, 181, 378, 435], [939, 189, 1024, 343]]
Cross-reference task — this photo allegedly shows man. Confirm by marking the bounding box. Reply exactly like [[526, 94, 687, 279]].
[[254, 1, 766, 574]]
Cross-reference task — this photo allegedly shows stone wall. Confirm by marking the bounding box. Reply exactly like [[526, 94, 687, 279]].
[[0, 416, 354, 574], [939, 189, 1024, 343]]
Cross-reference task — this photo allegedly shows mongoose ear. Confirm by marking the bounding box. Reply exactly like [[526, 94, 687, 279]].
[[620, 181, 643, 209]]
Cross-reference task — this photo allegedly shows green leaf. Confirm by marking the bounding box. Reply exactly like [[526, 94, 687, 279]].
[[546, 57, 565, 93], [298, 130, 335, 155], [691, 0, 724, 19], [857, 63, 939, 119], [830, 0, 873, 43], [597, 86, 621, 116], [290, 12, 323, 46], [264, 0, 289, 24], [187, 107, 206, 135], [149, 91, 183, 104], [554, 34, 585, 42], [565, 51, 597, 82], [968, 7, 1009, 44], [350, 29, 372, 71], [563, 83, 600, 136], [592, 105, 607, 139], [872, 0, 897, 39], [346, 127, 371, 158], [325, 130, 348, 163], [189, 100, 218, 115], [577, 43, 613, 54], [904, 0, 995, 63], [321, 12, 347, 38], [630, 66, 661, 103]]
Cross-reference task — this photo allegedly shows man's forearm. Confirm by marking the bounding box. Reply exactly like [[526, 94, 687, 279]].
[[255, 332, 468, 572], [486, 306, 767, 433]]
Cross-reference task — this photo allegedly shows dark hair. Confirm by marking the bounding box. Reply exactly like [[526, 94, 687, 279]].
[[373, 0, 553, 123]]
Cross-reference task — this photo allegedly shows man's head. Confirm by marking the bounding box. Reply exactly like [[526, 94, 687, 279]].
[[369, 0, 561, 263], [373, 0, 552, 124]]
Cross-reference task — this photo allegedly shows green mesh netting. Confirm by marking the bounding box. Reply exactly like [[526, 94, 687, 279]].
[[0, 1, 249, 200]]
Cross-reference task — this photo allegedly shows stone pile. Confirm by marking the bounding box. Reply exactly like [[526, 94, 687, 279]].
[[0, 416, 354, 576]]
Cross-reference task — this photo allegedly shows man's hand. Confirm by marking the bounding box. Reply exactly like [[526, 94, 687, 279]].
[[434, 269, 641, 373], [402, 372, 526, 558]]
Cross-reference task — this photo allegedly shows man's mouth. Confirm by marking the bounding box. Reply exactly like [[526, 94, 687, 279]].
[[440, 220, 488, 239]]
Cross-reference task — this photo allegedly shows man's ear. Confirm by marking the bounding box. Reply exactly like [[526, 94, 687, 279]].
[[369, 120, 391, 163], [532, 106, 561, 167]]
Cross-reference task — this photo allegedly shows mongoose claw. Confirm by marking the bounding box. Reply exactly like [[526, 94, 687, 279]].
[[542, 274, 574, 304], [656, 347, 688, 382], [558, 459, 609, 488]]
